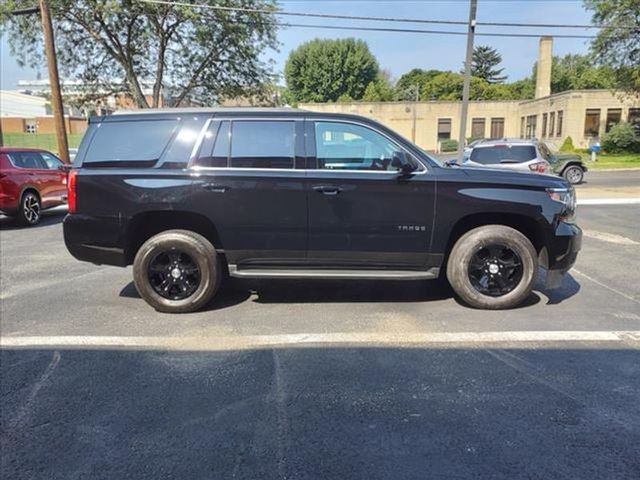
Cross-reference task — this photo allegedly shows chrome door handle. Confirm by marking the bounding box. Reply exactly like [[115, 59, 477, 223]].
[[202, 183, 229, 193], [313, 185, 342, 195]]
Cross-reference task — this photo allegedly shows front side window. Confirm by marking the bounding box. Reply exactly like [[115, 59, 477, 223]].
[[84, 119, 178, 165], [40, 152, 64, 169], [470, 145, 537, 165], [230, 121, 295, 169], [315, 122, 404, 171]]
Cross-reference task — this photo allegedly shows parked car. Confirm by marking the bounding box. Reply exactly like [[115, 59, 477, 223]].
[[0, 147, 70, 226], [463, 138, 587, 184], [63, 108, 581, 312]]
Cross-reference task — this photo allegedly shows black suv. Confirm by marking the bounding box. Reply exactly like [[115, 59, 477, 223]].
[[63, 108, 581, 313]]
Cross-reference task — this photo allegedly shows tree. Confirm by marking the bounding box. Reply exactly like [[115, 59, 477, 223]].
[[585, 0, 640, 95], [394, 68, 442, 100], [422, 72, 488, 101], [362, 77, 394, 102], [0, 0, 278, 108], [469, 45, 506, 84], [547, 54, 616, 93], [284, 38, 379, 102]]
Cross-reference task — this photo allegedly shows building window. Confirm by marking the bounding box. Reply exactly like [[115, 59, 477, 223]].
[[628, 108, 640, 136], [437, 118, 452, 141], [520, 117, 525, 138], [584, 109, 601, 137], [549, 112, 555, 138], [490, 117, 504, 138], [605, 109, 622, 133], [471, 118, 485, 139], [542, 113, 548, 137], [556, 110, 563, 137], [25, 120, 37, 134], [525, 115, 537, 138]]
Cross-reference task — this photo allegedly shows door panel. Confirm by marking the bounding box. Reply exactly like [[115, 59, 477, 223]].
[[191, 118, 307, 266], [306, 120, 436, 269]]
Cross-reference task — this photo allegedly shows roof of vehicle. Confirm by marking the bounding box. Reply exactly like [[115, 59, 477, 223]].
[[0, 147, 51, 153], [111, 107, 305, 116], [472, 138, 538, 148]]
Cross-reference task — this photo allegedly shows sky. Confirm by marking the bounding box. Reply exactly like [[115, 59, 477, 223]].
[[0, 0, 595, 90]]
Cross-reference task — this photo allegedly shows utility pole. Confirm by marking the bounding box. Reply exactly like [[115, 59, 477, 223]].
[[411, 84, 419, 143], [457, 0, 477, 164], [39, 0, 69, 162]]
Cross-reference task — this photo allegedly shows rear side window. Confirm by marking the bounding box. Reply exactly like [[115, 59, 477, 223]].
[[196, 121, 230, 168], [159, 116, 207, 168], [230, 121, 295, 169], [84, 119, 178, 166], [470, 145, 537, 164]]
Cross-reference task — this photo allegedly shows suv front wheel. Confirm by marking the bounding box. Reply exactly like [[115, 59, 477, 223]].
[[446, 225, 538, 309], [133, 230, 221, 313]]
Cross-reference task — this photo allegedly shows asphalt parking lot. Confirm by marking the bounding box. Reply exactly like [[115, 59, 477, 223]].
[[1, 171, 639, 479]]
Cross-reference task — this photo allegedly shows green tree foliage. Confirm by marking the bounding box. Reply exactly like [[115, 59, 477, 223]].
[[546, 54, 616, 93], [602, 123, 640, 153], [0, 0, 278, 108], [469, 45, 506, 84], [586, 0, 640, 95], [559, 136, 576, 152], [394, 68, 442, 100], [284, 38, 379, 102], [362, 77, 394, 102]]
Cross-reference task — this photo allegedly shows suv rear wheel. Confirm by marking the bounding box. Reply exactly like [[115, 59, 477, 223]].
[[133, 230, 221, 313], [18, 191, 41, 226], [446, 225, 537, 309]]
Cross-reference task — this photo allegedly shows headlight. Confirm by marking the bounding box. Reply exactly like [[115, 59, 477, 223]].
[[547, 187, 576, 222]]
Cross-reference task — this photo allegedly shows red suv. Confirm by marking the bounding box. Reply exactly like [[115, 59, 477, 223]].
[[0, 147, 70, 226]]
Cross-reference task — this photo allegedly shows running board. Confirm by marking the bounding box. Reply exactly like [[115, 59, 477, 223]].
[[228, 265, 439, 280]]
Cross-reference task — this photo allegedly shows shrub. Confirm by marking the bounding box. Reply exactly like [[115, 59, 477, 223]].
[[602, 122, 640, 153], [559, 136, 575, 152], [440, 139, 459, 152]]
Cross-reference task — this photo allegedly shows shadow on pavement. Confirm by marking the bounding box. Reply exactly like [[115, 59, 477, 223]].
[[2, 346, 639, 479], [0, 208, 67, 231]]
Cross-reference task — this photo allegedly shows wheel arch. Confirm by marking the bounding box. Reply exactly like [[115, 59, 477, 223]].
[[560, 161, 585, 174], [443, 212, 545, 271], [125, 210, 223, 265]]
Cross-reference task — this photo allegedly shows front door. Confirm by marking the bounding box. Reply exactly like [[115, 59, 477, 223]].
[[306, 120, 436, 269], [190, 117, 307, 268]]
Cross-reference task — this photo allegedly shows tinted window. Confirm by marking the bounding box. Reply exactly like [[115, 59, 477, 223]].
[[40, 152, 64, 169], [470, 145, 537, 164], [84, 119, 178, 165], [230, 121, 295, 169], [160, 116, 207, 168], [9, 152, 48, 169], [196, 121, 230, 168], [315, 122, 401, 171]]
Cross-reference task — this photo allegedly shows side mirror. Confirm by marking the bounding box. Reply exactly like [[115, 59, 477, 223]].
[[58, 164, 72, 173], [391, 151, 416, 175]]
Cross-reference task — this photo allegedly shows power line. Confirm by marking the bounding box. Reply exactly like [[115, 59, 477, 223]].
[[138, 0, 619, 31]]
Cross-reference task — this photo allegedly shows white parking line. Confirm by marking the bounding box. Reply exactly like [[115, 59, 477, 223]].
[[1, 331, 639, 351], [582, 230, 640, 246], [572, 269, 640, 305], [578, 198, 640, 205]]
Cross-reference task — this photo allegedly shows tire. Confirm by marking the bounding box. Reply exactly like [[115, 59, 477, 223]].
[[17, 191, 41, 226], [563, 165, 584, 185], [446, 225, 538, 310], [133, 229, 221, 313]]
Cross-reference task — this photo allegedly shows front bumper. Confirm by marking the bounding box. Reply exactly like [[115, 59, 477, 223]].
[[541, 221, 582, 288]]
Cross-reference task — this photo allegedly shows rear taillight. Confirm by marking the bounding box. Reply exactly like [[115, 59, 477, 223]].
[[68, 169, 78, 213], [529, 161, 548, 173]]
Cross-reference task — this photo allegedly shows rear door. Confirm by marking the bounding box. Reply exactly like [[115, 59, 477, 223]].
[[39, 152, 68, 204], [305, 119, 436, 269], [190, 117, 307, 268]]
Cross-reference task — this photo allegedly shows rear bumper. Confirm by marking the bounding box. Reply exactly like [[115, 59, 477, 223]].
[[63, 214, 127, 266]]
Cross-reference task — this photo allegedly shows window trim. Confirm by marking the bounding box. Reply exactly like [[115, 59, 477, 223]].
[[190, 117, 429, 175]]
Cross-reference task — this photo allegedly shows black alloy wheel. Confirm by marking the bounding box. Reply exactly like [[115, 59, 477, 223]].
[[147, 249, 201, 300], [467, 243, 524, 297], [20, 192, 41, 226]]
